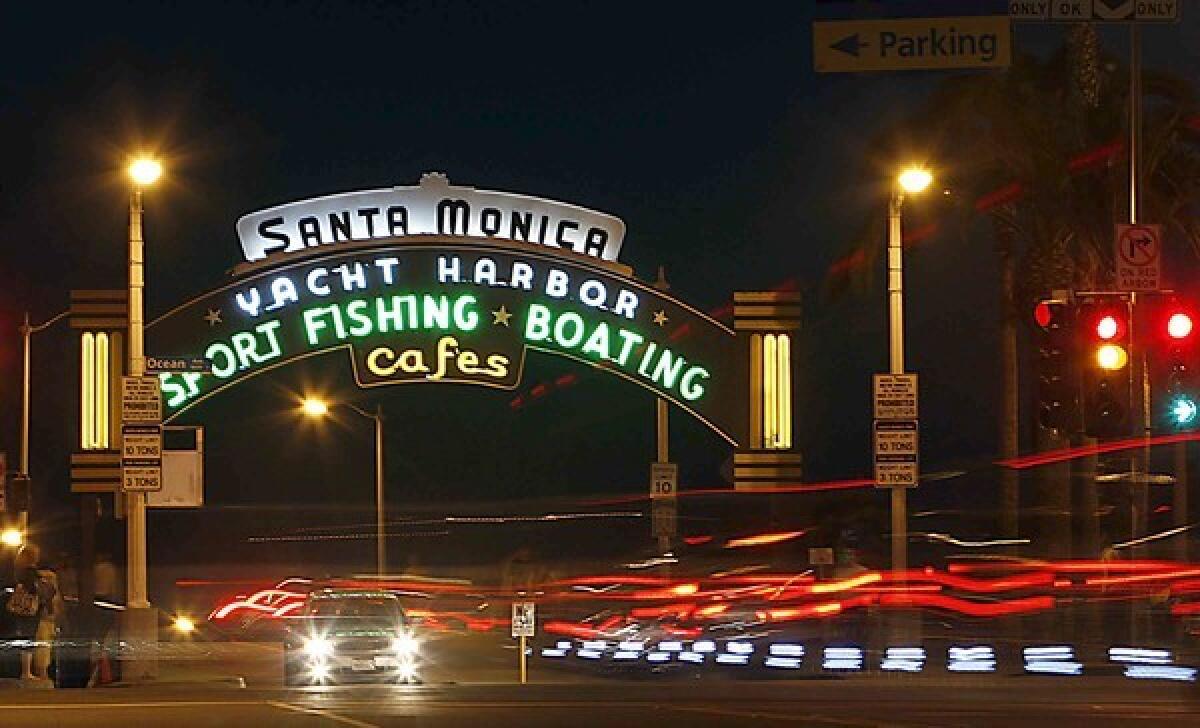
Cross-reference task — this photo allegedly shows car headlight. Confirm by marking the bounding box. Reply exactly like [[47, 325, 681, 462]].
[[392, 632, 419, 657], [303, 636, 334, 658]]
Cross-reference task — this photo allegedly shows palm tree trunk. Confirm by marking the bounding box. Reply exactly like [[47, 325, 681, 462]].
[[997, 224, 1020, 538]]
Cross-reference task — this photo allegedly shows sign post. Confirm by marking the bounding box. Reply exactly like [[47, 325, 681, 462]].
[[511, 601, 536, 684], [650, 462, 678, 546]]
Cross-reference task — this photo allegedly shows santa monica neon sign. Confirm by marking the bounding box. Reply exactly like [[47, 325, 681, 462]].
[[148, 176, 745, 443]]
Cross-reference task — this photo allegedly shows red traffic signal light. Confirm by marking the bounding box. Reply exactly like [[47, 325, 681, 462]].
[[1095, 314, 1123, 341], [1167, 311, 1193, 340]]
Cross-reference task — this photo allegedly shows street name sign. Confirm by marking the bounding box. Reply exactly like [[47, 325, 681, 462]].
[[874, 419, 919, 487], [650, 461, 678, 499], [873, 374, 918, 420], [813, 16, 1011, 73], [122, 376, 163, 424], [145, 356, 212, 374], [1010, 1, 1179, 22], [1115, 223, 1162, 291], [511, 602, 536, 638]]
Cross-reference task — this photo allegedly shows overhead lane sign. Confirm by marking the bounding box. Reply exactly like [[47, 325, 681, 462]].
[[813, 16, 1012, 73]]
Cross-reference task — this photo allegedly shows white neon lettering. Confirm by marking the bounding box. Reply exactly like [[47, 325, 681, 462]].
[[334, 262, 367, 291], [266, 276, 299, 311], [236, 288, 262, 317], [306, 267, 331, 296], [474, 258, 498, 286], [579, 280, 606, 308], [613, 290, 639, 319], [510, 262, 533, 290], [438, 255, 461, 283], [373, 256, 400, 284], [546, 269, 569, 298]]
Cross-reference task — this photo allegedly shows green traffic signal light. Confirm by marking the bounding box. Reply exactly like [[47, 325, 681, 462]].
[[1170, 394, 1198, 427]]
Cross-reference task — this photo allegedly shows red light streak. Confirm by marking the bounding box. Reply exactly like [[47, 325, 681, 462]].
[[998, 433, 1200, 469], [878, 593, 1054, 617]]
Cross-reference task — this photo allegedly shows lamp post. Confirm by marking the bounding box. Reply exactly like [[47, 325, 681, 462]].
[[16, 310, 69, 537], [887, 165, 933, 574], [302, 398, 387, 576], [126, 156, 161, 611]]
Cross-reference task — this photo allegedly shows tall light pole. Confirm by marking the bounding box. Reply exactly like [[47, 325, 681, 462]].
[[17, 310, 69, 536], [127, 156, 162, 611], [302, 398, 387, 575], [887, 165, 933, 574]]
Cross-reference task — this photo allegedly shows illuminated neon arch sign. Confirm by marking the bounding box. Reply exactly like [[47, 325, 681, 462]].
[[148, 174, 749, 445]]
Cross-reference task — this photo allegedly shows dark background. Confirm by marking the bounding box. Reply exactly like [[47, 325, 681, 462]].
[[2, 2, 1198, 583]]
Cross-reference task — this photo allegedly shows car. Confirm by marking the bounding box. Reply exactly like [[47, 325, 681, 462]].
[[283, 588, 421, 685]]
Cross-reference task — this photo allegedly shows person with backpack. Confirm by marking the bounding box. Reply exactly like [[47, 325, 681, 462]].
[[7, 566, 54, 680]]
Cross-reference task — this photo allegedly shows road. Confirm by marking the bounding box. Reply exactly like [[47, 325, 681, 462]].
[[2, 680, 1198, 727]]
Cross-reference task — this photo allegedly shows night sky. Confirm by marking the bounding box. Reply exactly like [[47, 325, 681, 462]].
[[3, 2, 1199, 566]]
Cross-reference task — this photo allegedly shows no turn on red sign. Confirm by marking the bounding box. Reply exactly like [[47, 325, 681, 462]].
[[1115, 223, 1162, 292]]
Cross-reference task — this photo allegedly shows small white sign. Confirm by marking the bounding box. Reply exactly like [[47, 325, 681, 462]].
[[874, 420, 919, 488], [511, 602, 536, 638], [1115, 223, 1162, 292], [809, 547, 834, 566], [873, 374, 918, 420], [122, 376, 162, 424], [122, 426, 162, 462], [121, 465, 162, 492], [650, 462, 678, 499]]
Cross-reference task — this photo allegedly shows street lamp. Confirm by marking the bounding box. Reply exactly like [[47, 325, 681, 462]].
[[301, 397, 387, 575], [886, 164, 933, 574], [17, 310, 69, 536], [126, 155, 161, 612], [1, 528, 23, 548]]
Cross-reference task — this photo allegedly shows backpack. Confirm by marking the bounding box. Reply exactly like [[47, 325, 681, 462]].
[[7, 583, 39, 617]]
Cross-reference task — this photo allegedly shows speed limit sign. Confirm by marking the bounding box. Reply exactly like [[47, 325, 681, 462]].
[[650, 462, 678, 499]]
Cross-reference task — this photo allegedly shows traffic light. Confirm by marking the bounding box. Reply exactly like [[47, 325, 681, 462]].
[[1078, 298, 1133, 438], [1032, 299, 1077, 433], [1159, 302, 1197, 429]]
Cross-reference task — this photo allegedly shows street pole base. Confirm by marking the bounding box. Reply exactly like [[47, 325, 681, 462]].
[[118, 606, 159, 683]]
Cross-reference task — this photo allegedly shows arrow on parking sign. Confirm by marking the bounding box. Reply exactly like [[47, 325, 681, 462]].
[[830, 33, 865, 57]]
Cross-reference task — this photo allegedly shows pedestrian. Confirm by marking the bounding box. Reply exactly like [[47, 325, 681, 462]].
[[33, 562, 61, 681], [6, 566, 52, 681]]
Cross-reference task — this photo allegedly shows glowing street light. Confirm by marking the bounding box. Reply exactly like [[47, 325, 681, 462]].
[[1, 528, 23, 548], [897, 166, 933, 194], [129, 158, 163, 187], [300, 396, 386, 575], [301, 398, 330, 417], [173, 616, 196, 634]]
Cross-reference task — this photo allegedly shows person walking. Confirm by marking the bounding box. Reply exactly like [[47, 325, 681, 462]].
[[7, 566, 53, 681], [33, 562, 61, 681]]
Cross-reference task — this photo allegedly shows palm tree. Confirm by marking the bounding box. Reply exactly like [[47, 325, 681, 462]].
[[826, 25, 1200, 555]]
